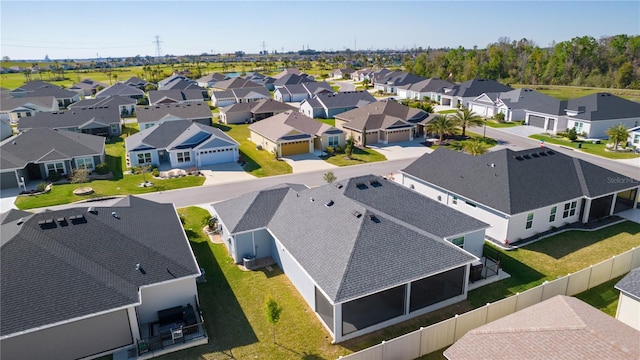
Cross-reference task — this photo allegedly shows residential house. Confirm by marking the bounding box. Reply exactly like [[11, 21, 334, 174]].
[[330, 68, 355, 79], [211, 77, 263, 91], [95, 83, 145, 100], [615, 267, 640, 331], [0, 96, 59, 123], [560, 93, 639, 138], [271, 73, 315, 89], [136, 102, 213, 129], [335, 100, 428, 145], [197, 72, 229, 88], [0, 118, 13, 140], [68, 78, 108, 97], [370, 68, 393, 84], [273, 82, 333, 102], [467, 88, 562, 123], [396, 78, 455, 101], [211, 87, 271, 107], [125, 121, 238, 169], [0, 196, 207, 360], [372, 71, 427, 94], [299, 91, 376, 119], [249, 110, 345, 157], [122, 76, 151, 90], [148, 89, 208, 105], [211, 174, 488, 342], [158, 73, 192, 89], [0, 128, 105, 189], [160, 79, 208, 95], [399, 147, 640, 245], [10, 81, 80, 108], [68, 95, 137, 117], [351, 68, 373, 82], [444, 295, 640, 360], [219, 99, 296, 124], [628, 125, 640, 150], [436, 79, 513, 109], [17, 106, 122, 137]]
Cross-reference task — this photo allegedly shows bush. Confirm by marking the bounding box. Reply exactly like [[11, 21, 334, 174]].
[[494, 113, 505, 122], [70, 168, 90, 183], [36, 182, 47, 192], [47, 170, 61, 182], [152, 167, 159, 177], [325, 146, 335, 156], [95, 163, 110, 175], [567, 127, 578, 141]]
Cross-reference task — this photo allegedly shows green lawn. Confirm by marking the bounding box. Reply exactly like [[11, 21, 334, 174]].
[[321, 146, 386, 166], [318, 118, 335, 127], [170, 207, 351, 360], [575, 276, 624, 317], [484, 120, 522, 128], [429, 131, 497, 151], [212, 121, 292, 177], [512, 84, 640, 102], [530, 134, 640, 159], [436, 109, 458, 114]]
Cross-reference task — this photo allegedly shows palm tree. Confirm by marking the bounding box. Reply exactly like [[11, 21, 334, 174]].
[[451, 108, 484, 137], [463, 139, 489, 155], [426, 114, 459, 144], [606, 123, 629, 150]]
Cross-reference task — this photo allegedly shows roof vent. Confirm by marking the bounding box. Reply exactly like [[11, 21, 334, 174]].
[[12, 141, 16, 145], [335, 183, 343, 189], [111, 211, 120, 219], [515, 156, 524, 161], [369, 214, 380, 223], [87, 207, 97, 214], [135, 263, 147, 274], [547, 150, 555, 155], [38, 219, 56, 229], [487, 163, 496, 167], [69, 214, 86, 224], [523, 155, 531, 160], [325, 200, 334, 207], [310, 197, 314, 202], [56, 217, 68, 226], [531, 153, 539, 158], [539, 152, 548, 157], [16, 217, 25, 226], [352, 210, 362, 218]]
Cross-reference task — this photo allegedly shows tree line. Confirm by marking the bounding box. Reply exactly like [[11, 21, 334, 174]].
[[404, 35, 640, 89]]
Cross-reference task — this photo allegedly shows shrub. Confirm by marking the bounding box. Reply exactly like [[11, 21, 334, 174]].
[[494, 113, 505, 122], [567, 127, 578, 141], [47, 170, 61, 182], [152, 167, 159, 177], [36, 182, 47, 192], [70, 168, 90, 184], [95, 163, 110, 175], [325, 146, 335, 156]]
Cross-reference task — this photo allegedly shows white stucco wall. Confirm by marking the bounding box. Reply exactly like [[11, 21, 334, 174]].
[[446, 229, 485, 259], [568, 117, 640, 139], [129, 150, 160, 167], [137, 277, 199, 324], [505, 199, 582, 243], [169, 149, 196, 168], [271, 235, 316, 308], [616, 293, 640, 331]]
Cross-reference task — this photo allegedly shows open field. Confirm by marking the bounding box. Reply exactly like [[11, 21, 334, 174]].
[[512, 84, 640, 102]]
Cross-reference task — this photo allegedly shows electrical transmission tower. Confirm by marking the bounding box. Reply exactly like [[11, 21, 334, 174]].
[[154, 35, 163, 60], [261, 41, 267, 55]]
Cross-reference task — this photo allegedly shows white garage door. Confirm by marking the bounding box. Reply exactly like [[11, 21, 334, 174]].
[[471, 104, 487, 117], [198, 148, 236, 165], [528, 115, 546, 128]]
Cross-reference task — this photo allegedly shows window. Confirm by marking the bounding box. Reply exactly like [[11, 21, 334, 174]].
[[137, 152, 152, 164], [452, 196, 458, 205], [110, 123, 119, 134], [549, 206, 557, 222], [451, 236, 464, 248], [574, 122, 584, 133], [328, 135, 339, 147], [633, 134, 640, 145], [75, 157, 94, 170], [466, 201, 476, 208], [144, 123, 154, 129], [562, 201, 577, 218], [526, 213, 534, 229], [46, 162, 65, 174], [177, 152, 191, 163]]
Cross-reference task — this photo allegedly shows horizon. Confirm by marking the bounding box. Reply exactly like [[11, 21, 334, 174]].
[[1, 1, 638, 61]]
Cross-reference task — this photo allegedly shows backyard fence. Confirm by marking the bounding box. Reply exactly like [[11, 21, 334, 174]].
[[339, 246, 640, 360]]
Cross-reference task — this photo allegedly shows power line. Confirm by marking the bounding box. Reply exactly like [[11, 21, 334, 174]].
[[154, 35, 163, 59]]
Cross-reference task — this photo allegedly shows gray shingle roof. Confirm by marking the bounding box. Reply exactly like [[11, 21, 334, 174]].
[[69, 78, 107, 91], [136, 102, 212, 124], [446, 79, 513, 98], [398, 78, 455, 92], [125, 120, 236, 152], [444, 295, 640, 360], [0, 96, 58, 112], [197, 73, 228, 83], [496, 88, 564, 115], [1, 196, 200, 337], [95, 83, 144, 98], [336, 100, 428, 130], [214, 175, 483, 303], [68, 95, 136, 109], [212, 78, 262, 90], [402, 147, 639, 215], [1, 128, 105, 170], [377, 71, 427, 87], [17, 107, 120, 131], [313, 91, 376, 109], [564, 92, 640, 121], [148, 89, 206, 104], [615, 267, 640, 301], [220, 99, 296, 115]]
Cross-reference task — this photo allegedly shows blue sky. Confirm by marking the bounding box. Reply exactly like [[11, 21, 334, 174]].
[[1, 1, 638, 60]]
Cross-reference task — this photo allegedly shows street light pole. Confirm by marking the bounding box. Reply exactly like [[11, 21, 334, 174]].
[[483, 118, 487, 140]]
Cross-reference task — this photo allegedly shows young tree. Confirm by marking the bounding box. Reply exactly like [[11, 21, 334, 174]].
[[70, 168, 91, 183], [134, 163, 153, 184], [425, 114, 459, 144], [344, 136, 355, 158], [606, 123, 629, 150], [451, 108, 484, 137], [323, 171, 337, 183], [264, 297, 282, 344]]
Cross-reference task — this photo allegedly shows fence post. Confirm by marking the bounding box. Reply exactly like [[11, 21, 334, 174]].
[[514, 292, 520, 312], [587, 265, 594, 290], [418, 327, 424, 357], [453, 314, 459, 341], [564, 273, 570, 295], [381, 340, 385, 360], [485, 303, 490, 324]]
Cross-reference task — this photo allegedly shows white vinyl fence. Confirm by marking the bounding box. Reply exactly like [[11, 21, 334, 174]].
[[340, 246, 640, 360]]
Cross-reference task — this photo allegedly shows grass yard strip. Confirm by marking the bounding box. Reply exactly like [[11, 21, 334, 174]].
[[512, 84, 640, 102], [318, 118, 336, 127], [483, 120, 521, 128], [530, 134, 639, 159], [574, 276, 624, 317], [212, 122, 292, 177], [321, 146, 386, 166], [172, 207, 351, 360], [436, 109, 458, 114]]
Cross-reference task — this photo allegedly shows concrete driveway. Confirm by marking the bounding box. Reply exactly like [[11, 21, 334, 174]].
[[496, 125, 545, 137], [281, 153, 338, 173], [199, 162, 255, 185], [368, 139, 433, 161], [617, 208, 640, 224], [0, 187, 20, 212]]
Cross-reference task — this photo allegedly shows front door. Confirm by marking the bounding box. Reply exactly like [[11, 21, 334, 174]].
[[547, 118, 555, 131]]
